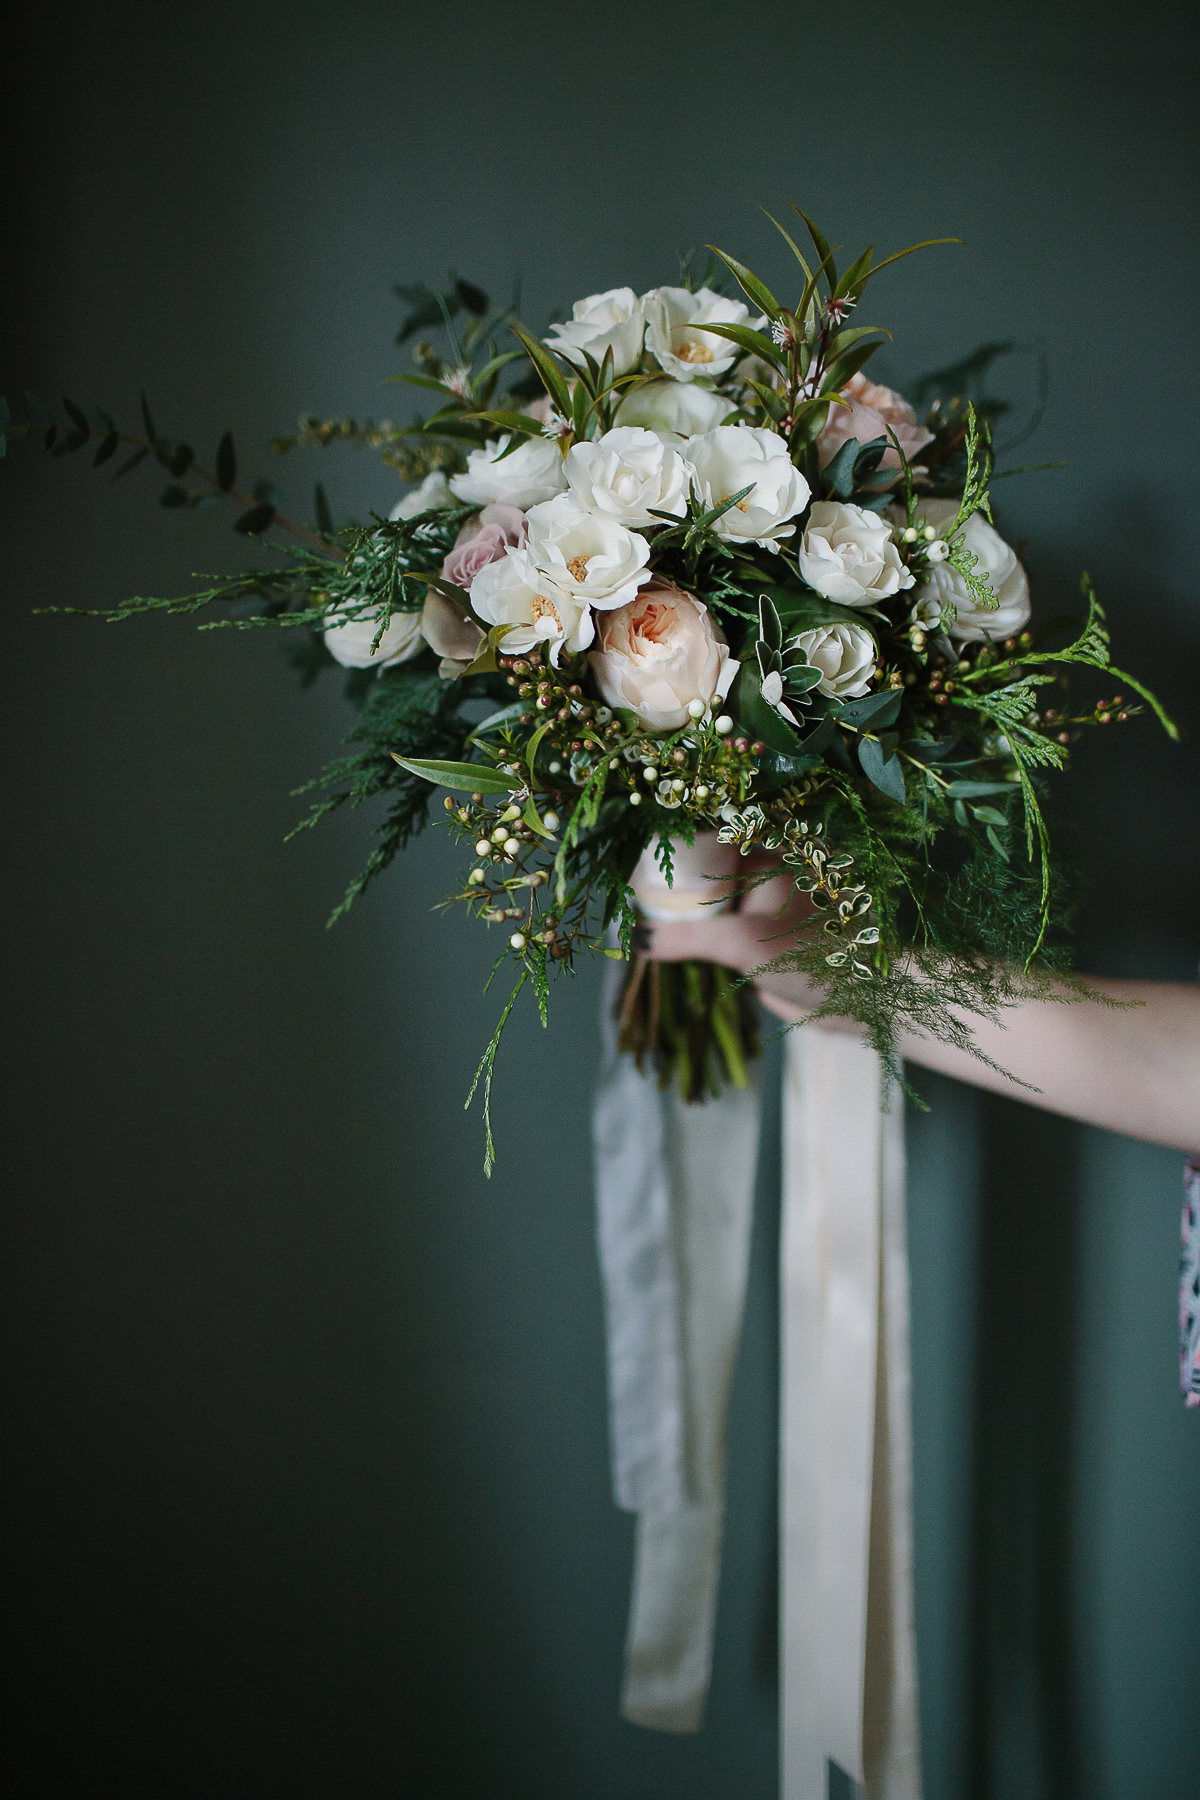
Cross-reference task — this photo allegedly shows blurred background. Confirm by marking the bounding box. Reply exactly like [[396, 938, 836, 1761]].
[[3, 3, 1198, 1795]]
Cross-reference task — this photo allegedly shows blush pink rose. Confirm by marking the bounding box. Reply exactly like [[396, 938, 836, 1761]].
[[441, 503, 526, 589], [816, 371, 933, 474], [589, 579, 735, 732]]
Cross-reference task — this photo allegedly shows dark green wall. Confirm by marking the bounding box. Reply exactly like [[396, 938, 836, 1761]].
[[3, 4, 1198, 1795]]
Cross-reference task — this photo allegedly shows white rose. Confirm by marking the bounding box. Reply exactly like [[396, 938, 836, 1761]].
[[563, 426, 689, 528], [643, 285, 751, 383], [682, 425, 810, 551], [449, 434, 567, 509], [523, 494, 652, 611], [323, 606, 424, 670], [614, 378, 735, 443], [797, 500, 915, 607], [790, 622, 876, 699], [916, 499, 1031, 642], [389, 470, 455, 520], [590, 580, 736, 732], [544, 287, 646, 377], [468, 548, 594, 668]]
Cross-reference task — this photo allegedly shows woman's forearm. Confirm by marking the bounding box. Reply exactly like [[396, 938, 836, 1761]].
[[645, 910, 1200, 1154]]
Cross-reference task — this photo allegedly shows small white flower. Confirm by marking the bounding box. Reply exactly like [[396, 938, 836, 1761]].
[[449, 435, 567, 509], [926, 538, 950, 563], [390, 470, 454, 520], [563, 426, 689, 527], [789, 622, 877, 699], [682, 425, 810, 551], [797, 501, 915, 607], [323, 606, 424, 669], [912, 499, 1031, 642], [614, 378, 735, 444], [468, 548, 594, 667], [643, 286, 752, 383], [544, 287, 646, 377], [524, 494, 652, 611]]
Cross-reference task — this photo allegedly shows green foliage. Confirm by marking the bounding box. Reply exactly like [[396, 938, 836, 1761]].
[[16, 214, 1178, 1167]]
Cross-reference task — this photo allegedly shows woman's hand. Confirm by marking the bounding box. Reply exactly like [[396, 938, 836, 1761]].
[[641, 855, 840, 1026]]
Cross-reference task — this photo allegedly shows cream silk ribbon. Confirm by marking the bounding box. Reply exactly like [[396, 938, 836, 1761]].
[[593, 959, 761, 1731], [781, 1028, 921, 1799], [593, 838, 921, 1793]]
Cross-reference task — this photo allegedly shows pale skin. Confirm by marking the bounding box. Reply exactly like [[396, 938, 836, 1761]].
[[642, 870, 1200, 1155]]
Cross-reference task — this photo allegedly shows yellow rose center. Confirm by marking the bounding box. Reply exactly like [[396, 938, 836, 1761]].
[[566, 555, 590, 583], [531, 594, 563, 630], [721, 494, 753, 512], [675, 339, 714, 364]]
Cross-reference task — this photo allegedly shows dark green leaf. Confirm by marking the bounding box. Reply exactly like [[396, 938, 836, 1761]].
[[168, 442, 193, 478], [851, 237, 960, 294], [687, 320, 786, 373], [790, 207, 838, 291], [113, 444, 149, 480], [92, 430, 119, 467], [838, 690, 902, 730], [509, 325, 573, 419], [140, 390, 157, 444], [943, 779, 1018, 798], [216, 430, 236, 492], [833, 247, 872, 301], [858, 735, 907, 803], [759, 208, 813, 282], [159, 483, 189, 507], [730, 664, 802, 752], [313, 481, 334, 538], [234, 503, 276, 535], [454, 278, 488, 315], [705, 246, 780, 318], [972, 805, 1010, 827], [391, 755, 519, 794], [820, 436, 862, 499], [62, 396, 91, 437]]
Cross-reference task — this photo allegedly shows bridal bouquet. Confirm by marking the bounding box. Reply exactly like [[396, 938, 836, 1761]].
[[7, 209, 1174, 1168]]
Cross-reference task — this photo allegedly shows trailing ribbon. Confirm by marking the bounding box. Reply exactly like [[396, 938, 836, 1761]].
[[592, 834, 921, 1790], [780, 1027, 921, 1800], [594, 957, 761, 1731]]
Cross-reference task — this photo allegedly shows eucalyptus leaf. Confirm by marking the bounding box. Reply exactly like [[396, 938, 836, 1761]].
[[392, 755, 520, 794], [233, 503, 276, 536], [838, 689, 902, 730], [858, 735, 907, 803]]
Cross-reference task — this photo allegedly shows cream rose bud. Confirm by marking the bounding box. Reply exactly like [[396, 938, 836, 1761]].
[[816, 371, 934, 474], [421, 590, 486, 678], [523, 494, 652, 611], [643, 286, 751, 383], [614, 378, 735, 444], [563, 427, 689, 527], [915, 499, 1031, 642], [797, 500, 915, 607], [449, 434, 567, 510], [682, 425, 811, 551], [469, 548, 594, 667], [322, 606, 424, 670], [544, 287, 646, 377], [389, 469, 454, 520], [789, 623, 876, 699], [589, 581, 736, 732]]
